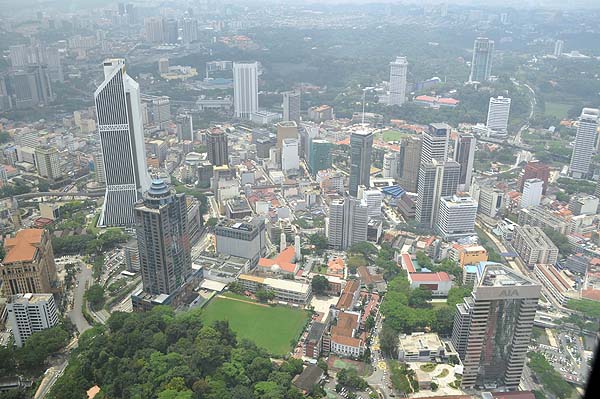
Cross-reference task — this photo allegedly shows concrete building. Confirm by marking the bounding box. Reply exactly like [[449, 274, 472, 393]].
[[158, 58, 169, 74], [520, 178, 543, 208], [407, 272, 452, 296], [4, 65, 54, 109], [176, 114, 194, 142], [349, 130, 374, 197], [397, 135, 422, 192], [134, 180, 191, 296], [96, 59, 150, 227], [512, 225, 559, 268], [144, 17, 164, 43], [1, 229, 58, 296], [327, 196, 368, 250], [554, 40, 564, 57], [388, 56, 408, 106], [517, 206, 570, 235], [206, 128, 228, 166], [305, 322, 327, 359], [308, 105, 333, 122], [416, 160, 460, 228], [329, 311, 365, 358], [358, 186, 383, 219], [519, 161, 549, 194], [308, 139, 331, 175], [93, 152, 106, 185], [534, 264, 575, 306], [215, 217, 267, 266], [35, 146, 61, 181], [471, 183, 504, 218], [486, 96, 511, 138], [436, 194, 478, 240], [238, 274, 312, 304], [282, 90, 301, 122], [454, 132, 476, 191], [570, 108, 599, 179], [276, 121, 299, 149], [233, 61, 259, 119], [6, 293, 59, 347], [397, 332, 446, 362], [281, 138, 300, 174], [451, 263, 540, 389], [568, 195, 599, 216], [469, 37, 495, 82], [421, 123, 450, 165]]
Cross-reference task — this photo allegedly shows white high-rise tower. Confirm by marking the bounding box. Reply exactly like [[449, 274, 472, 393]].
[[96, 59, 151, 227], [486, 96, 511, 138], [570, 108, 600, 179], [233, 61, 259, 119], [388, 56, 408, 106]]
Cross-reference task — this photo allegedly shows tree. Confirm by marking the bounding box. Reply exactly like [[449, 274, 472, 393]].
[[408, 287, 432, 308], [542, 228, 573, 256], [308, 234, 328, 255], [85, 284, 105, 310], [365, 315, 375, 331], [256, 289, 275, 303], [349, 242, 378, 259], [379, 325, 399, 357], [311, 275, 329, 295], [206, 217, 219, 227], [415, 251, 433, 269], [316, 358, 328, 375]]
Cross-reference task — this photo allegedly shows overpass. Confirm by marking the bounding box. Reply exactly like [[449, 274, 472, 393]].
[[13, 191, 105, 202]]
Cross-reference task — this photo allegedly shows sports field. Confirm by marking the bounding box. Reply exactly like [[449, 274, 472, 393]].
[[200, 294, 310, 356]]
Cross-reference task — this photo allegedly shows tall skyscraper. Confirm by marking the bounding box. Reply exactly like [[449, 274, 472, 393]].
[[176, 114, 194, 141], [570, 108, 600, 179], [6, 65, 54, 109], [397, 135, 422, 192], [281, 138, 300, 174], [282, 90, 301, 122], [436, 194, 478, 240], [162, 19, 179, 44], [469, 37, 495, 82], [308, 139, 332, 175], [554, 39, 564, 57], [181, 18, 199, 44], [135, 180, 191, 295], [233, 61, 259, 119], [96, 59, 150, 227], [144, 17, 164, 43], [454, 132, 476, 191], [388, 56, 408, 106], [327, 196, 368, 250], [486, 96, 511, 137], [6, 293, 59, 347], [519, 161, 549, 194], [451, 263, 540, 389], [421, 123, 450, 165], [416, 160, 460, 228], [206, 128, 228, 166], [349, 130, 374, 197]]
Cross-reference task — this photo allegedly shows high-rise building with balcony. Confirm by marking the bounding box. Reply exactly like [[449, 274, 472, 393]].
[[233, 61, 259, 119], [469, 37, 494, 82]]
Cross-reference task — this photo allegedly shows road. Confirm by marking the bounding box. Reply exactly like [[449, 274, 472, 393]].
[[34, 358, 69, 399], [511, 79, 537, 146], [365, 315, 392, 399], [68, 265, 93, 333]]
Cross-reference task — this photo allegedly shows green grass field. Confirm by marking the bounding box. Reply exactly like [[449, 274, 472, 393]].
[[381, 129, 408, 142], [544, 102, 571, 119], [201, 295, 310, 356]]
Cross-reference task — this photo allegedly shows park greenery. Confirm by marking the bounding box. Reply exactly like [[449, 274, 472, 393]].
[[566, 299, 600, 319], [389, 361, 418, 394], [85, 284, 105, 311], [48, 306, 322, 399], [527, 352, 574, 399], [542, 228, 573, 257], [311, 275, 329, 295]]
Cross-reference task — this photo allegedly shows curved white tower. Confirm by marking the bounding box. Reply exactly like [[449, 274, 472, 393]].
[[96, 59, 151, 227]]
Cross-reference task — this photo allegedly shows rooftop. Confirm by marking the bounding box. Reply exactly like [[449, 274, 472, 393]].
[[3, 229, 44, 264], [258, 246, 297, 274], [10, 293, 53, 304], [398, 332, 444, 353], [480, 263, 535, 288]]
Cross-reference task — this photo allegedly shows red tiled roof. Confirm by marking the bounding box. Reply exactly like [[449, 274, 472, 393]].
[[409, 272, 451, 282], [401, 253, 416, 273], [3, 229, 44, 264], [582, 289, 600, 302], [258, 246, 297, 273]]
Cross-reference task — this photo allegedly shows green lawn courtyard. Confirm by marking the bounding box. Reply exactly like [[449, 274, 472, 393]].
[[200, 294, 310, 356]]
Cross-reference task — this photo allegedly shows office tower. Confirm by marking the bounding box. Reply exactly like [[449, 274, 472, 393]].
[[96, 59, 151, 227], [570, 108, 600, 179], [327, 196, 368, 250], [436, 194, 478, 240], [308, 139, 332, 175], [451, 263, 540, 389], [163, 19, 179, 44], [35, 146, 61, 181], [471, 184, 504, 218], [519, 161, 549, 194], [358, 186, 383, 219], [388, 56, 408, 106], [8, 65, 54, 109], [158, 58, 169, 74], [176, 114, 194, 141], [454, 133, 476, 191], [281, 138, 300, 174], [276, 121, 299, 149], [135, 180, 191, 295], [6, 293, 59, 347], [282, 90, 301, 122], [383, 152, 399, 179], [93, 152, 106, 185], [233, 61, 259, 119], [349, 130, 374, 197], [486, 96, 511, 137], [206, 128, 228, 166], [397, 136, 422, 192], [298, 123, 319, 159], [421, 123, 450, 165], [44, 46, 64, 82], [469, 37, 495, 82], [554, 40, 564, 57], [415, 160, 460, 228], [9, 45, 35, 67], [520, 179, 543, 208], [215, 217, 267, 266], [144, 17, 164, 43], [512, 225, 559, 268], [181, 18, 198, 44], [1, 229, 58, 296]]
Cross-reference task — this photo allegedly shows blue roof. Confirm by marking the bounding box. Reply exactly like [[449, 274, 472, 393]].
[[381, 185, 406, 198], [148, 179, 170, 196]]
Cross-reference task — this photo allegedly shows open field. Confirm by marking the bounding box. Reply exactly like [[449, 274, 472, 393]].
[[201, 294, 310, 356], [382, 129, 409, 142], [544, 102, 571, 119]]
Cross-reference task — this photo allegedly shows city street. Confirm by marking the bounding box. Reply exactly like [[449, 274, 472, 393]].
[[68, 264, 93, 334]]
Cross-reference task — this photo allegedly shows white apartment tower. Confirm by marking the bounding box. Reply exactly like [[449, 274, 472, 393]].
[[233, 61, 259, 119], [281, 138, 300, 174], [469, 37, 494, 82], [7, 293, 59, 347], [358, 185, 383, 219], [570, 108, 600, 179], [421, 123, 450, 165], [96, 59, 151, 227], [388, 56, 408, 106], [554, 40, 564, 57], [327, 196, 368, 250], [282, 90, 301, 122], [520, 178, 544, 208], [486, 96, 511, 138], [451, 263, 540, 389], [436, 194, 478, 240]]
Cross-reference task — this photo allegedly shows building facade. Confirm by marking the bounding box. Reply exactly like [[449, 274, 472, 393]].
[[282, 90, 301, 122], [96, 59, 151, 227], [397, 135, 422, 192], [206, 128, 228, 166], [454, 132, 476, 191], [349, 130, 374, 197], [436, 194, 478, 240], [512, 225, 559, 268], [6, 293, 59, 347], [388, 56, 408, 106], [233, 61, 259, 119], [416, 160, 460, 228], [520, 178, 544, 208], [570, 108, 599, 179], [215, 217, 267, 266], [308, 139, 332, 175], [469, 37, 495, 82], [486, 96, 511, 138], [35, 146, 61, 181], [328, 196, 368, 250], [519, 161, 549, 194]]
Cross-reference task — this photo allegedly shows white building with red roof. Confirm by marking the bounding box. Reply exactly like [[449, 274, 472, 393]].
[[407, 272, 452, 296]]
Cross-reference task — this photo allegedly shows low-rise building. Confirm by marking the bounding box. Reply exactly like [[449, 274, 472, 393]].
[[329, 311, 365, 358], [512, 225, 559, 268], [305, 321, 327, 359], [193, 253, 250, 283], [407, 272, 452, 296], [534, 264, 576, 306], [214, 217, 266, 266], [238, 274, 312, 303]]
